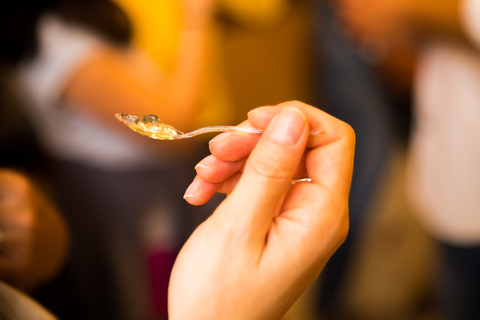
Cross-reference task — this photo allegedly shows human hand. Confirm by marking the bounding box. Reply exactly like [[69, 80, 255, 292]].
[[0, 169, 68, 292], [335, 0, 417, 91], [336, 0, 416, 68], [337, 0, 410, 45], [168, 101, 355, 319]]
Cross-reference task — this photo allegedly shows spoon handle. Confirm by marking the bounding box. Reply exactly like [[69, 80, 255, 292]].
[[174, 126, 263, 140]]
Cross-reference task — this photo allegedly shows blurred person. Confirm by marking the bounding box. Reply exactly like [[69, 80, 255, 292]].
[[309, 1, 414, 318], [338, 0, 480, 319], [0, 0, 215, 319]]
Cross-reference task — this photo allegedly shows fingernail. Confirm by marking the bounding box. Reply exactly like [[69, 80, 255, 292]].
[[247, 106, 271, 116], [209, 132, 232, 143], [184, 178, 201, 199], [267, 107, 306, 146], [195, 155, 216, 169]]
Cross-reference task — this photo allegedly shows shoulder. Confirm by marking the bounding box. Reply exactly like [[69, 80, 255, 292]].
[[15, 14, 118, 106]]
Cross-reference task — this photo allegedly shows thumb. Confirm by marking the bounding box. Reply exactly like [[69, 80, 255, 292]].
[[218, 107, 309, 230]]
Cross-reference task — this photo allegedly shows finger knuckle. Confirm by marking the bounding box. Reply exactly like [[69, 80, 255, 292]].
[[248, 155, 291, 181]]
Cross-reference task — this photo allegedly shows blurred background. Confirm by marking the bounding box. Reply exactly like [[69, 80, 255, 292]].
[[0, 0, 472, 319]]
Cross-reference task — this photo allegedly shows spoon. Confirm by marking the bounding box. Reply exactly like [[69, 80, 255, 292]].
[[115, 113, 312, 184], [115, 113, 263, 140]]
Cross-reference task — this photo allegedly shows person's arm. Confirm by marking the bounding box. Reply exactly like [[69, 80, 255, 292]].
[[169, 101, 355, 319], [0, 169, 69, 292], [62, 0, 214, 131], [335, 0, 476, 94], [404, 0, 467, 43], [337, 0, 470, 48]]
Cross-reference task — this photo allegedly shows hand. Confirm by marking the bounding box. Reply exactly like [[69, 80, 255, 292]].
[[168, 101, 355, 319], [336, 0, 416, 92], [337, 0, 411, 46], [0, 169, 69, 292]]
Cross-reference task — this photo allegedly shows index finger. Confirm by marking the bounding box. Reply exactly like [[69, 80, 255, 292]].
[[208, 120, 261, 162]]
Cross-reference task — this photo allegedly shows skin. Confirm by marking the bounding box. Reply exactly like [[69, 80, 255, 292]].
[[61, 0, 215, 135], [332, 0, 476, 105], [336, 0, 470, 49], [168, 101, 355, 319], [0, 169, 69, 292]]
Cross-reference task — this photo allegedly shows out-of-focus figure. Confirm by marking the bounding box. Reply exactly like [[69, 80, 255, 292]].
[[338, 0, 480, 319], [0, 0, 215, 319], [308, 1, 414, 318]]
